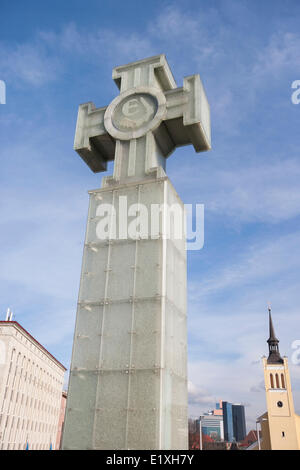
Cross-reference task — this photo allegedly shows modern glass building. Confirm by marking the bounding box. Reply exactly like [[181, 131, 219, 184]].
[[194, 400, 246, 444], [222, 402, 234, 442], [232, 404, 246, 442], [197, 414, 224, 441]]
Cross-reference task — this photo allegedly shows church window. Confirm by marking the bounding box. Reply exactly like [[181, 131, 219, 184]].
[[275, 374, 280, 388], [281, 374, 285, 389], [270, 374, 274, 388]]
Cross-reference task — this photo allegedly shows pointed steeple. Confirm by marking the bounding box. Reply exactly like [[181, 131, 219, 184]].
[[267, 307, 283, 364], [268, 308, 278, 342]]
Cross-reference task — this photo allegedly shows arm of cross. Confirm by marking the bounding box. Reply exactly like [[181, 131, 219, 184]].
[[74, 102, 115, 172], [154, 74, 211, 156]]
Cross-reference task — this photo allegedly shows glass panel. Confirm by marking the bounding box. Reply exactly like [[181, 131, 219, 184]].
[[164, 302, 187, 377], [107, 241, 136, 301], [63, 371, 97, 449], [135, 239, 162, 298], [79, 246, 108, 302], [100, 303, 132, 370], [94, 371, 129, 449], [87, 190, 114, 244], [127, 369, 160, 449], [131, 299, 162, 369], [72, 305, 103, 370]]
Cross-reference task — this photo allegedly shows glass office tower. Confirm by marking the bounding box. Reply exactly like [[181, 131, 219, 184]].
[[232, 404, 246, 442], [222, 402, 234, 442]]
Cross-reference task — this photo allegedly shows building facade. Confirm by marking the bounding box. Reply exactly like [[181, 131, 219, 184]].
[[222, 402, 234, 442], [199, 414, 224, 441], [259, 309, 300, 450], [55, 391, 67, 450], [188, 415, 224, 449], [221, 401, 246, 443], [232, 404, 246, 442], [0, 321, 66, 450], [213, 401, 223, 416]]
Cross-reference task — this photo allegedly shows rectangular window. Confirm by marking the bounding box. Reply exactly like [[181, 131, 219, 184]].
[[282, 431, 285, 437]]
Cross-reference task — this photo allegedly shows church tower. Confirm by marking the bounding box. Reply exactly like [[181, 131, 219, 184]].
[[260, 308, 300, 450]]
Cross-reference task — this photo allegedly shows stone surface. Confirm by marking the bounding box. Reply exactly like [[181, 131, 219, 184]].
[[62, 55, 211, 450], [62, 177, 187, 449], [73, 54, 211, 180]]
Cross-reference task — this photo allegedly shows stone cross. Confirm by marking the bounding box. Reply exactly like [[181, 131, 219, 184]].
[[74, 54, 211, 185], [62, 55, 211, 450]]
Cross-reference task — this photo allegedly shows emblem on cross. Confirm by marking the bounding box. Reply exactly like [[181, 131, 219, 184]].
[[109, 89, 160, 135], [74, 54, 211, 186], [114, 94, 156, 130]]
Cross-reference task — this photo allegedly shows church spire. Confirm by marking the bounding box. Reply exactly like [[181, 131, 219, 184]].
[[267, 307, 283, 364]]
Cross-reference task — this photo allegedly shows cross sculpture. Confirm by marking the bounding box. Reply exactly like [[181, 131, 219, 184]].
[[63, 55, 211, 450], [74, 54, 211, 184]]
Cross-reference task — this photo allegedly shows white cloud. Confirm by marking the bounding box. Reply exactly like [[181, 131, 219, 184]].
[[189, 230, 300, 299], [40, 22, 154, 67], [171, 157, 300, 224], [0, 183, 86, 301], [188, 357, 267, 427], [250, 381, 265, 393], [0, 41, 60, 86], [188, 381, 215, 407], [253, 31, 300, 78]]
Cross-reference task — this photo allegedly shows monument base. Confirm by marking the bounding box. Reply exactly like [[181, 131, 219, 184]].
[[62, 176, 187, 449]]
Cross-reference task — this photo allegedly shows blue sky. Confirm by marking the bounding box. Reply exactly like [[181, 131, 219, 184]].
[[1, 0, 300, 430]]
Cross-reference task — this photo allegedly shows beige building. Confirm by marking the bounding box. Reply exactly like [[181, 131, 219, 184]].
[[55, 390, 67, 450], [0, 320, 66, 450], [257, 310, 300, 450]]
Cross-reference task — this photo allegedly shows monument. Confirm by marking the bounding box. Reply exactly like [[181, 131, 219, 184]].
[[62, 55, 211, 450]]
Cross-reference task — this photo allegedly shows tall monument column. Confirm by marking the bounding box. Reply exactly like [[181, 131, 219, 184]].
[[62, 55, 211, 450]]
